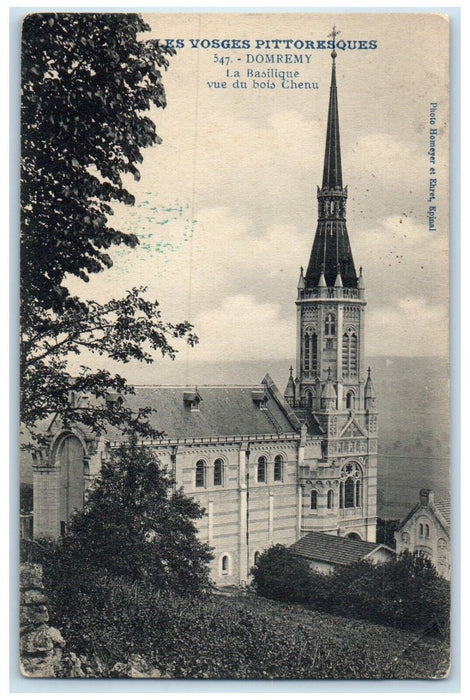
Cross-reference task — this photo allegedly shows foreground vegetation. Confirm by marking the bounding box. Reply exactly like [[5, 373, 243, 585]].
[[31, 572, 449, 679], [251, 545, 451, 637], [21, 442, 449, 679]]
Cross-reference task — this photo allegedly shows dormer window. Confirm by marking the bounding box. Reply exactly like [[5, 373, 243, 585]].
[[252, 389, 268, 410], [105, 392, 123, 410], [183, 390, 202, 412]]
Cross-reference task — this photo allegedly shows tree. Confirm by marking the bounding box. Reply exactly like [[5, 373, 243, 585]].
[[21, 12, 173, 312], [20, 14, 196, 437], [46, 438, 214, 595], [21, 287, 196, 438], [250, 544, 314, 602]]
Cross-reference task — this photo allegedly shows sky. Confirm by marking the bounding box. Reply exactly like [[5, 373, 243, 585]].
[[66, 12, 450, 385]]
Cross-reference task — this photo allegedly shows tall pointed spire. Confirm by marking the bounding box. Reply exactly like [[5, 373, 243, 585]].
[[322, 37, 343, 190], [304, 28, 358, 289]]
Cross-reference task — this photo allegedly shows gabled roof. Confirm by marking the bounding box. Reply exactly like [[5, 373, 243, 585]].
[[435, 498, 451, 526], [290, 531, 394, 566], [397, 495, 451, 535], [104, 378, 301, 442], [339, 417, 367, 438]]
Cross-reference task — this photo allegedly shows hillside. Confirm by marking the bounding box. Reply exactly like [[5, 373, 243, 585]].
[[45, 584, 450, 679]]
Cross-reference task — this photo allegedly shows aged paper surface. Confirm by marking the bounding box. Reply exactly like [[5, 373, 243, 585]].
[[20, 12, 451, 680]]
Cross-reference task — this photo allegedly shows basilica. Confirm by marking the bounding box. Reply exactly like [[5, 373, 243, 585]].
[[31, 48, 378, 586]]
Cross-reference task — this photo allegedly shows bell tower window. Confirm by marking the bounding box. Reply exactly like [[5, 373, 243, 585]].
[[346, 390, 355, 410], [303, 329, 318, 373], [342, 327, 358, 378]]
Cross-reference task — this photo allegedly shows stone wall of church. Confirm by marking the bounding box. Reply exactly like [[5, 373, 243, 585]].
[[150, 439, 300, 586]]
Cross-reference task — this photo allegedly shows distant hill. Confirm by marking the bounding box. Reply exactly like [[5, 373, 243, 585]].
[[20, 356, 451, 521]]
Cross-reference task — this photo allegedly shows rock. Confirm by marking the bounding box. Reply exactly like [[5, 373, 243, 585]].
[[112, 654, 162, 678], [21, 589, 47, 606], [20, 604, 49, 626], [20, 564, 44, 591], [48, 626, 65, 648], [20, 626, 54, 654], [20, 654, 55, 678]]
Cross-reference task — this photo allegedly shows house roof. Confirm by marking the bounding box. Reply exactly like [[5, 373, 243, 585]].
[[435, 498, 451, 526], [397, 493, 451, 534], [290, 531, 393, 566], [104, 375, 303, 442]]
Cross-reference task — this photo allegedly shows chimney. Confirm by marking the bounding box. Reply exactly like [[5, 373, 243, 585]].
[[419, 488, 434, 506]]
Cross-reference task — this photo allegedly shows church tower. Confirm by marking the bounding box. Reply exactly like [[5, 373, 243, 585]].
[[286, 35, 378, 542]]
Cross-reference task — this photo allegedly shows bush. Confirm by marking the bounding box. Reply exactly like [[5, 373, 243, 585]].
[[252, 546, 450, 636], [250, 545, 314, 603]]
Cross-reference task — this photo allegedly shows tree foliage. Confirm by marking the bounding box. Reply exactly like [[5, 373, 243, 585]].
[[20, 13, 196, 437], [21, 12, 174, 312], [39, 438, 214, 596], [250, 544, 314, 602], [251, 545, 450, 636], [21, 287, 196, 437]]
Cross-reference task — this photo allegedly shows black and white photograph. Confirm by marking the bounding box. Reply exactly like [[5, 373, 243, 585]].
[[18, 11, 452, 681]]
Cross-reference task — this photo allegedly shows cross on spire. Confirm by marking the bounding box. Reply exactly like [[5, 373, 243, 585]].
[[328, 25, 340, 59], [328, 24, 341, 43]]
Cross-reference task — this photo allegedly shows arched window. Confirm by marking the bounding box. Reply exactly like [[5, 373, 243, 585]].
[[257, 456, 267, 483], [311, 333, 318, 372], [274, 455, 283, 482], [213, 458, 223, 486], [327, 489, 334, 509], [346, 390, 355, 410], [305, 390, 313, 409], [304, 333, 310, 371], [310, 490, 318, 510], [254, 551, 261, 566], [325, 313, 336, 336], [419, 523, 424, 537], [342, 328, 358, 378], [195, 460, 205, 488], [340, 462, 362, 510], [344, 478, 354, 508], [303, 330, 318, 373], [425, 524, 430, 538], [221, 554, 230, 575], [355, 479, 361, 507]]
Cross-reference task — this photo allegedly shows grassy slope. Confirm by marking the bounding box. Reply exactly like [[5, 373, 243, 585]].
[[208, 592, 450, 680]]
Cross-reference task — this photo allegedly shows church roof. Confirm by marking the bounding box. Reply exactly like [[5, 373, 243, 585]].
[[104, 379, 302, 442], [290, 531, 393, 566]]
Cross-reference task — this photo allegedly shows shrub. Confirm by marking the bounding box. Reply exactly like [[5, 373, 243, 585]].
[[252, 547, 450, 637], [250, 544, 315, 602]]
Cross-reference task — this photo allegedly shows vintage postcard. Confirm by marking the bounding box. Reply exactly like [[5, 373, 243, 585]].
[[19, 12, 451, 680]]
